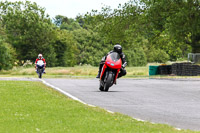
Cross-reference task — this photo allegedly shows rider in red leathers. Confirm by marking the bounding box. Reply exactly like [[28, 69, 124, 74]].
[[35, 54, 46, 73]]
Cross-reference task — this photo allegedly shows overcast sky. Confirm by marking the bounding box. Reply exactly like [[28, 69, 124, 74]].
[[4, 0, 129, 19]]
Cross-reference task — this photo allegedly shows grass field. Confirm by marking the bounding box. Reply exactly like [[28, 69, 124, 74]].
[[0, 81, 197, 133], [0, 65, 149, 78], [1, 65, 200, 79]]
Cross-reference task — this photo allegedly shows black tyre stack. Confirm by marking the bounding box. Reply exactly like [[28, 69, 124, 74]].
[[171, 63, 178, 75], [158, 65, 172, 75], [171, 63, 200, 76]]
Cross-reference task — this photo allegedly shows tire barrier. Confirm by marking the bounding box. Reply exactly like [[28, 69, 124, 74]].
[[158, 65, 172, 75], [171, 63, 200, 76], [149, 63, 200, 76]]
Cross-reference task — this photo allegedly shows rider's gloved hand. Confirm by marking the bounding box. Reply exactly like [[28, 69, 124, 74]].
[[122, 62, 127, 68]]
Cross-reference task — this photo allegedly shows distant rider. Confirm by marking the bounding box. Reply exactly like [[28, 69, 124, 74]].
[[96, 44, 127, 78], [35, 54, 46, 73]]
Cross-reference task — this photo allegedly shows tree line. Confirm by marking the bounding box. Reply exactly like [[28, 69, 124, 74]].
[[0, 0, 199, 70]]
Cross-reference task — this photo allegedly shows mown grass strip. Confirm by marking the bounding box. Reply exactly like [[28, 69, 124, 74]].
[[2, 65, 200, 79], [0, 66, 149, 78], [0, 81, 197, 133]]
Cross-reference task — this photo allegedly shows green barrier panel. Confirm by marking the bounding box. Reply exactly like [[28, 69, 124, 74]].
[[149, 66, 159, 76]]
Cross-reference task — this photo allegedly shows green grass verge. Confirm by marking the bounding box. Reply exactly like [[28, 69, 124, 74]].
[[0, 81, 197, 133], [0, 65, 149, 79], [1, 65, 200, 79]]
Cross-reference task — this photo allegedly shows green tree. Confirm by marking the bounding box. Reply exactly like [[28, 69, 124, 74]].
[[52, 29, 78, 66], [84, 1, 142, 44], [0, 42, 16, 70], [0, 24, 16, 70], [72, 28, 112, 66], [141, 0, 200, 53], [0, 1, 57, 66], [54, 15, 81, 31], [82, 1, 148, 66], [54, 15, 113, 66]]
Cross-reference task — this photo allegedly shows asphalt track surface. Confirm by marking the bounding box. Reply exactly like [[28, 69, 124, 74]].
[[1, 77, 200, 130], [42, 78, 200, 131]]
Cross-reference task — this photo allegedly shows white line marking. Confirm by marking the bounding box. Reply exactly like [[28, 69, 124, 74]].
[[87, 104, 96, 107], [107, 110, 114, 114], [40, 79, 183, 130], [39, 79, 118, 114], [40, 79, 91, 106], [175, 128, 182, 131], [134, 118, 145, 122]]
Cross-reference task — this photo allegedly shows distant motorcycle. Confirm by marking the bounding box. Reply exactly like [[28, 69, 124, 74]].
[[99, 52, 122, 91], [36, 60, 45, 78]]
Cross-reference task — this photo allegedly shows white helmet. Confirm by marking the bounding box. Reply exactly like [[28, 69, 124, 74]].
[[38, 54, 43, 59]]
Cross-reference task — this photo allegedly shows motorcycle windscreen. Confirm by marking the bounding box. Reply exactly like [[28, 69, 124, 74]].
[[110, 52, 120, 62], [106, 52, 122, 69]]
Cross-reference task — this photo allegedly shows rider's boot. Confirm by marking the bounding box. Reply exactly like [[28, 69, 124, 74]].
[[96, 64, 103, 78], [43, 69, 46, 74], [96, 73, 100, 78]]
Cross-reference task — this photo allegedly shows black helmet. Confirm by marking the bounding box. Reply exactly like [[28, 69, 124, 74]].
[[113, 44, 122, 54]]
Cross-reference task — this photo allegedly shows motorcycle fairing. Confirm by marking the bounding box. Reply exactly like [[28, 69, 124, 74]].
[[100, 52, 122, 82]]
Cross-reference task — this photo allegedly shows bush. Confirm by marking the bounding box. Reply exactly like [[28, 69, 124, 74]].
[[43, 45, 57, 67], [125, 47, 147, 67], [0, 41, 16, 70], [147, 48, 170, 63]]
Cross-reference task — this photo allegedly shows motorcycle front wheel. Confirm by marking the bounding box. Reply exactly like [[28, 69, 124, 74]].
[[104, 72, 113, 91], [99, 81, 104, 91], [38, 69, 42, 79]]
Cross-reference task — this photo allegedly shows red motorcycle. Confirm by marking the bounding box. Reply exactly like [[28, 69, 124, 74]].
[[99, 52, 122, 91]]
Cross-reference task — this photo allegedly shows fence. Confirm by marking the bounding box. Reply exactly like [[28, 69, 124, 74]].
[[188, 53, 200, 64]]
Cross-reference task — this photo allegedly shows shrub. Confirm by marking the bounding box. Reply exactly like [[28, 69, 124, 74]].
[[147, 48, 170, 63], [0, 41, 16, 70], [125, 47, 147, 67]]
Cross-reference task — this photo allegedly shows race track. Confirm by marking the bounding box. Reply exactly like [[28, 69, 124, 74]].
[[43, 78, 200, 131], [1, 77, 200, 130]]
